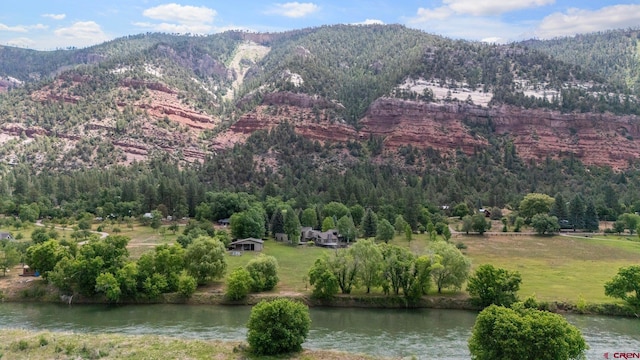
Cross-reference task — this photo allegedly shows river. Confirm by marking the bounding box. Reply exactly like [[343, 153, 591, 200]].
[[0, 303, 638, 359]]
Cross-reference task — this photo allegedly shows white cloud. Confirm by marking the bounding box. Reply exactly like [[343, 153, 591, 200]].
[[42, 13, 66, 20], [54, 21, 108, 41], [0, 23, 28, 32], [352, 19, 385, 25], [30, 24, 48, 30], [408, 15, 529, 42], [535, 4, 640, 39], [141, 3, 216, 34], [443, 0, 554, 16], [267, 2, 319, 18], [413, 6, 454, 22], [411, 0, 554, 22]]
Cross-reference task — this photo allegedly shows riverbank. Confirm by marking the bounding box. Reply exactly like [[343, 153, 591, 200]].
[[0, 328, 379, 360], [1, 276, 635, 318]]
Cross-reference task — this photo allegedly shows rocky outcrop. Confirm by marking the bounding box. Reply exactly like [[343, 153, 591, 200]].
[[360, 98, 640, 168], [224, 95, 640, 169], [359, 99, 487, 154]]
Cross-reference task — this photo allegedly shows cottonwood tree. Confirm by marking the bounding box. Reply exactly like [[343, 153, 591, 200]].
[[308, 255, 339, 299], [300, 207, 318, 228], [531, 214, 560, 235], [25, 240, 71, 279], [430, 241, 471, 293], [337, 215, 357, 243], [468, 304, 587, 360], [0, 244, 20, 276], [380, 243, 414, 295], [375, 219, 395, 243], [230, 206, 266, 239], [351, 239, 383, 293], [467, 264, 522, 308], [519, 193, 555, 220], [604, 265, 640, 312], [184, 236, 227, 285], [471, 213, 491, 234], [330, 248, 359, 294]]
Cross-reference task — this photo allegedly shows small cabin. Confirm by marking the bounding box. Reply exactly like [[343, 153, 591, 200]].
[[228, 238, 264, 252], [20, 265, 37, 277], [217, 218, 230, 226], [0, 232, 14, 241]]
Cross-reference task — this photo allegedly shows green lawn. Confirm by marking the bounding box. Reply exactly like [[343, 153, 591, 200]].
[[459, 233, 640, 303]]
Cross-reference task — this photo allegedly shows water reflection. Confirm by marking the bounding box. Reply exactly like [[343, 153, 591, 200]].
[[0, 303, 638, 359]]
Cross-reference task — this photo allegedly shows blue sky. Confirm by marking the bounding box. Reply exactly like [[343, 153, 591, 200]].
[[1, 1, 640, 50]]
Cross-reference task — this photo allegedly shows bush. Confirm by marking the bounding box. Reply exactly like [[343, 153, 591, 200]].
[[226, 267, 252, 300], [469, 304, 587, 360], [247, 299, 311, 355], [467, 264, 521, 308], [177, 271, 197, 298], [246, 254, 279, 292]]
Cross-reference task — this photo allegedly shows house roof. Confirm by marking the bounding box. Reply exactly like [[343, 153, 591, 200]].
[[229, 238, 264, 245]]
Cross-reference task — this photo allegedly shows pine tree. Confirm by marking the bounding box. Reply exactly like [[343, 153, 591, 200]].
[[361, 208, 378, 238], [270, 209, 285, 237], [550, 193, 568, 221], [584, 200, 599, 232], [283, 206, 301, 245], [568, 195, 585, 231]]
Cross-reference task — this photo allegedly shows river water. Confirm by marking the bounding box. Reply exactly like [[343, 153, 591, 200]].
[[0, 303, 638, 359]]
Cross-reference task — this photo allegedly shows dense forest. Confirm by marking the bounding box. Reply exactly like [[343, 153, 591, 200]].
[[0, 121, 636, 227], [1, 25, 640, 225]]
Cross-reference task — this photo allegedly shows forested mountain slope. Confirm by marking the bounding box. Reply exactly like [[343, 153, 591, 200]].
[[1, 25, 640, 221], [2, 25, 637, 169]]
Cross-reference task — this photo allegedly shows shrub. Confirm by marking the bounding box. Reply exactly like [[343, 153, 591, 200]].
[[226, 267, 252, 300], [247, 299, 311, 355], [469, 304, 587, 360], [245, 254, 279, 292], [177, 271, 197, 298]]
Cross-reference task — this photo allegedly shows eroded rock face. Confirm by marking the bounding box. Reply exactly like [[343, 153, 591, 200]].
[[360, 98, 640, 168], [224, 94, 640, 169]]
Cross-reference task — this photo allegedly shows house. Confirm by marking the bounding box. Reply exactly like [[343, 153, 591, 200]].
[[217, 218, 230, 226], [228, 238, 264, 251], [0, 232, 14, 241], [301, 228, 345, 248], [274, 233, 288, 242]]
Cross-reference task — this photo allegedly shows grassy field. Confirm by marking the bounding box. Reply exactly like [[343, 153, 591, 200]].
[[458, 233, 640, 303], [4, 220, 640, 304], [0, 329, 376, 360]]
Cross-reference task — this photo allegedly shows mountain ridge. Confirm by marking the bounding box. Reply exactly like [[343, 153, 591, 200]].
[[1, 24, 639, 171]]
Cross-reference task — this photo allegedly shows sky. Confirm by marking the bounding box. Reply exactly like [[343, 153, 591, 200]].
[[1, 1, 640, 50]]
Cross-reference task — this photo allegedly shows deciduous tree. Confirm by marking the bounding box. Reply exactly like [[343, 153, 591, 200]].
[[467, 264, 521, 308], [247, 299, 311, 355], [375, 219, 394, 243], [519, 193, 554, 220], [430, 241, 471, 293], [604, 265, 640, 311], [184, 236, 227, 285], [468, 305, 587, 360]]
